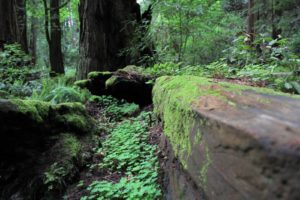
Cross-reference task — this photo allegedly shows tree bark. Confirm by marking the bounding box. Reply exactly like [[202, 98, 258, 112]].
[[247, 0, 256, 43], [16, 0, 28, 52], [29, 0, 38, 64], [76, 0, 141, 80], [43, 0, 65, 75], [0, 0, 28, 52], [49, 0, 64, 75]]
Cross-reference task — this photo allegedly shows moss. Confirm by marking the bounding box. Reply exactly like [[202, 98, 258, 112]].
[[89, 95, 102, 103], [120, 65, 144, 73], [199, 145, 212, 190], [153, 75, 299, 169], [87, 71, 112, 80], [105, 76, 118, 88], [61, 133, 81, 158], [51, 102, 93, 133], [153, 76, 222, 167], [62, 114, 87, 130], [194, 129, 202, 146], [10, 99, 50, 123], [52, 102, 86, 113], [153, 76, 210, 168], [43, 133, 82, 192], [118, 65, 152, 78], [74, 79, 91, 88]]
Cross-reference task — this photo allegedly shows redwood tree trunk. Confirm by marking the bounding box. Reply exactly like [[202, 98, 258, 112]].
[[29, 6, 37, 65], [247, 0, 256, 43], [49, 0, 64, 75], [29, 0, 38, 64], [43, 0, 65, 75], [0, 0, 28, 52], [76, 0, 141, 79], [16, 0, 28, 52]]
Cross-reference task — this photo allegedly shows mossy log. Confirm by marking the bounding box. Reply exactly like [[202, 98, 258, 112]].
[[74, 71, 113, 96], [0, 99, 95, 199], [105, 66, 153, 106], [153, 76, 300, 200], [75, 66, 154, 106]]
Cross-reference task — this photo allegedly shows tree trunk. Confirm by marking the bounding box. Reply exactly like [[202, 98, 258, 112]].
[[247, 0, 256, 43], [49, 0, 64, 75], [271, 0, 282, 39], [76, 0, 141, 80], [43, 0, 65, 75], [29, 0, 38, 64], [0, 0, 28, 52], [16, 0, 28, 52]]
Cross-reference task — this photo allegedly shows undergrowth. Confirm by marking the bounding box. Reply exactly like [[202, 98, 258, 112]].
[[80, 112, 161, 200], [90, 95, 140, 122]]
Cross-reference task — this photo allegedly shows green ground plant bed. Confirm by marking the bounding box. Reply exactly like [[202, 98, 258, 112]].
[[72, 97, 161, 200]]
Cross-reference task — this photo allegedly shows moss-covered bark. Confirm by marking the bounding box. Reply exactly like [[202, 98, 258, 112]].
[[153, 75, 300, 200], [0, 99, 96, 199]]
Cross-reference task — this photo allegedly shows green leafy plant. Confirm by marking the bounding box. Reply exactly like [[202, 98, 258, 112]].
[[44, 162, 68, 191], [0, 43, 31, 68], [30, 76, 91, 104], [90, 95, 140, 121], [81, 112, 161, 200]]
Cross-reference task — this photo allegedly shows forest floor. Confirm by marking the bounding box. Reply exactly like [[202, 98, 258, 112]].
[[64, 99, 163, 200]]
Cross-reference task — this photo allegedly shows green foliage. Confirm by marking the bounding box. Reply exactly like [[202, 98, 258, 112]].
[[152, 0, 243, 64], [291, 31, 300, 56], [0, 44, 31, 68], [30, 76, 91, 104], [146, 62, 183, 76], [224, 34, 298, 66], [222, 0, 246, 12], [43, 134, 81, 192], [220, 34, 300, 93], [0, 44, 44, 98], [147, 33, 300, 94], [0, 67, 43, 97], [45, 86, 89, 104], [44, 162, 68, 191], [119, 18, 157, 66], [81, 112, 161, 200], [145, 62, 206, 77], [90, 95, 140, 121]]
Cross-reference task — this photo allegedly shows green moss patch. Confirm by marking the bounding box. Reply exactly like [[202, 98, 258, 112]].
[[5, 99, 94, 134], [10, 99, 50, 123], [87, 71, 112, 80], [105, 76, 118, 88], [50, 102, 94, 134], [153, 76, 210, 168], [74, 79, 91, 89], [153, 75, 299, 169]]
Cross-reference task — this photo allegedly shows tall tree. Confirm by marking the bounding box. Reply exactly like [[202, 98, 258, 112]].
[[76, 0, 142, 80], [28, 0, 38, 64], [0, 0, 28, 52], [16, 0, 28, 52], [43, 0, 66, 75], [247, 0, 256, 43]]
